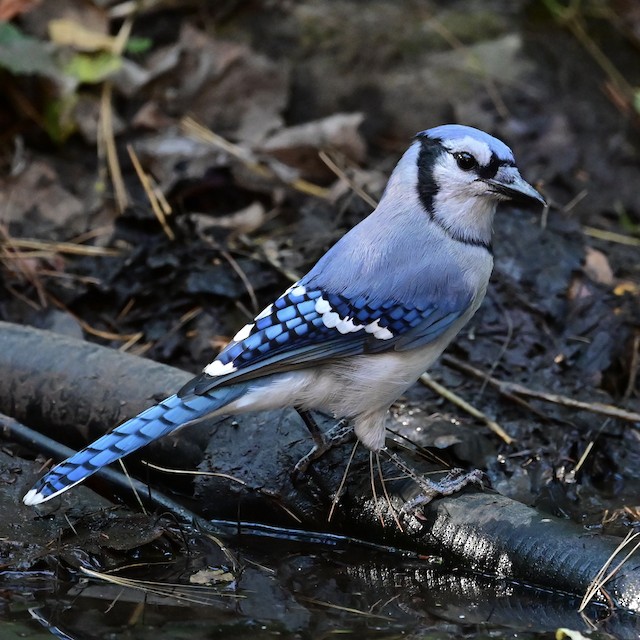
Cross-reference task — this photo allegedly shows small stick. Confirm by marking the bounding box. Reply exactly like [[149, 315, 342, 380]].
[[3, 238, 120, 257], [579, 531, 640, 612], [582, 226, 640, 247], [318, 150, 377, 208], [623, 332, 639, 403], [181, 117, 330, 199], [444, 355, 640, 424], [127, 145, 175, 241], [419, 372, 514, 444]]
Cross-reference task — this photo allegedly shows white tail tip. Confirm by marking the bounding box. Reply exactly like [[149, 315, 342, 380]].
[[23, 488, 45, 506]]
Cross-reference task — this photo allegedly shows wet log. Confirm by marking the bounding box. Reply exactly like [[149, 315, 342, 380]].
[[1, 320, 639, 610]]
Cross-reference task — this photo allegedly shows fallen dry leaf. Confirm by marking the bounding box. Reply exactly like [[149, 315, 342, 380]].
[[0, 160, 84, 234], [259, 113, 366, 181], [150, 24, 289, 143], [584, 246, 614, 285], [190, 202, 266, 236], [0, 0, 41, 21], [48, 18, 116, 52]]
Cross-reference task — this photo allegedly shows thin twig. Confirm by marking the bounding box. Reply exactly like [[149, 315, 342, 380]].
[[118, 459, 147, 515], [126, 306, 202, 357], [99, 16, 134, 212], [100, 82, 128, 212], [201, 532, 241, 572], [29, 270, 101, 286], [4, 238, 120, 257], [295, 595, 394, 620], [0, 225, 47, 305], [328, 440, 358, 523], [582, 226, 640, 247], [419, 372, 513, 444], [80, 567, 243, 605], [428, 17, 510, 118], [254, 243, 301, 284], [623, 332, 639, 403], [141, 460, 302, 524], [575, 417, 611, 475], [69, 225, 115, 245], [543, 0, 639, 125], [127, 144, 175, 240], [180, 117, 330, 199], [376, 453, 403, 532], [444, 355, 640, 424], [142, 460, 250, 484], [369, 451, 385, 527], [579, 531, 640, 611], [562, 189, 588, 213], [46, 291, 143, 343], [479, 301, 514, 397], [219, 249, 259, 313], [318, 150, 377, 208]]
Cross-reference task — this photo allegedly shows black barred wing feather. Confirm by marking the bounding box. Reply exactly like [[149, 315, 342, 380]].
[[180, 282, 470, 397]]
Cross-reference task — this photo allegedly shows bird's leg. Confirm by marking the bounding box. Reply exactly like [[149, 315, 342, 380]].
[[383, 448, 484, 512], [293, 409, 354, 476]]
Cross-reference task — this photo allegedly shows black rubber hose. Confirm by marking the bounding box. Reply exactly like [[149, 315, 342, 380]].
[[1, 321, 639, 610]]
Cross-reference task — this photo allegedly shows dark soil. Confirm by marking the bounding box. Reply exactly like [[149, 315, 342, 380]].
[[0, 1, 639, 638]]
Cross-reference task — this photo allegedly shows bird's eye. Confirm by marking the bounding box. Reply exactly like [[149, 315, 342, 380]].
[[454, 152, 478, 171]]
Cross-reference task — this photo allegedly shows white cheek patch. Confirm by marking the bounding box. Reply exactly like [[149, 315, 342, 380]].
[[446, 136, 492, 166], [432, 156, 478, 198], [204, 359, 238, 376]]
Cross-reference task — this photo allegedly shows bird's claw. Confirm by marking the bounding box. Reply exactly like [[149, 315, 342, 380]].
[[401, 468, 485, 514], [292, 419, 354, 481]]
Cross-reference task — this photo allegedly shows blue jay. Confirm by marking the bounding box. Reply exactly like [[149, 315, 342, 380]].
[[23, 125, 545, 506]]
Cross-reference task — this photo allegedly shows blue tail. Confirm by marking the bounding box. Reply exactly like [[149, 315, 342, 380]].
[[23, 385, 246, 505]]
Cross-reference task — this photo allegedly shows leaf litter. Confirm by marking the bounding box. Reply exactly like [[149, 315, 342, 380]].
[[0, 0, 639, 634]]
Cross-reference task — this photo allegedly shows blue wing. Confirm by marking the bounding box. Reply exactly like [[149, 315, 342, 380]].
[[24, 279, 471, 504], [180, 280, 471, 397]]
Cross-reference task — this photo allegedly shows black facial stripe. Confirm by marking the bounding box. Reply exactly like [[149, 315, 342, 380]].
[[416, 136, 442, 215], [416, 137, 493, 254], [476, 153, 514, 179]]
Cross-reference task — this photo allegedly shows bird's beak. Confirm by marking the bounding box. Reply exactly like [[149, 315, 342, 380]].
[[485, 169, 546, 207]]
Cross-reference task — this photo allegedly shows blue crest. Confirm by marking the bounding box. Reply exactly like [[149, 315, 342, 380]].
[[420, 124, 514, 163]]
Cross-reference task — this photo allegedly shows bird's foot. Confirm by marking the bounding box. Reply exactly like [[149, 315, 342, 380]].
[[382, 448, 484, 512], [401, 468, 485, 513], [292, 418, 354, 479]]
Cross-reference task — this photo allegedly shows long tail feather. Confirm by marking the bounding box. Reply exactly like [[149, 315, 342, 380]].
[[23, 385, 245, 505]]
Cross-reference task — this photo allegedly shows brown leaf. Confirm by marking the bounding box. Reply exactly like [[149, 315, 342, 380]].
[[150, 24, 289, 143], [259, 113, 366, 181], [584, 246, 614, 286], [0, 0, 41, 21]]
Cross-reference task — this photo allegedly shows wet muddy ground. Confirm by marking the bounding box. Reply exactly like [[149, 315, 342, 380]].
[[0, 1, 639, 638]]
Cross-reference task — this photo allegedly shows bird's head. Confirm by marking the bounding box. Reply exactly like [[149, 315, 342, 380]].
[[383, 124, 545, 251], [420, 124, 545, 206]]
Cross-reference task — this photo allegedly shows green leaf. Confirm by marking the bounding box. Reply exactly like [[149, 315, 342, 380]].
[[126, 36, 153, 55], [0, 22, 60, 79], [43, 93, 78, 144], [63, 51, 122, 84]]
